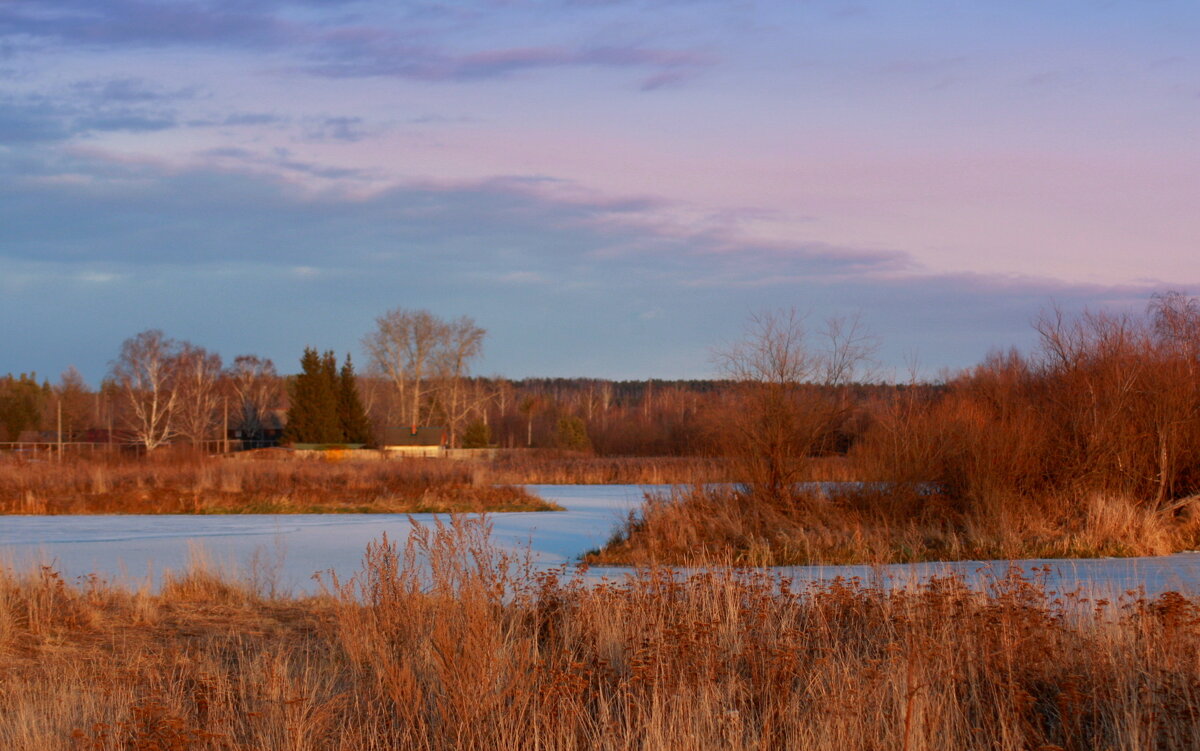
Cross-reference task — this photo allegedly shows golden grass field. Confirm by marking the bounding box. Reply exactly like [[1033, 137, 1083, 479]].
[[589, 484, 1200, 566], [0, 454, 555, 514], [2, 517, 1199, 750]]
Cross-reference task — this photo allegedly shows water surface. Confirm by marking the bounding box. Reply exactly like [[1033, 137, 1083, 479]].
[[2, 484, 1198, 596]]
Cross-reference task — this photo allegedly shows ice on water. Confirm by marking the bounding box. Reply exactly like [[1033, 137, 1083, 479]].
[[2, 484, 1199, 597]]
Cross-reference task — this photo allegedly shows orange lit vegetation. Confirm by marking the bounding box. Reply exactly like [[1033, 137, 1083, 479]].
[[2, 518, 1199, 750], [0, 454, 555, 514], [593, 295, 1200, 565]]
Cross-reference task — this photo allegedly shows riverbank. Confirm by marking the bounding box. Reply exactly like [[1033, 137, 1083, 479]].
[[6, 484, 1200, 597], [587, 484, 1200, 566], [0, 455, 557, 514], [2, 517, 1199, 750]]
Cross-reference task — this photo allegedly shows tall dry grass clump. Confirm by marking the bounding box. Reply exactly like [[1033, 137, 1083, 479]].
[[589, 484, 974, 566], [2, 519, 1200, 749]]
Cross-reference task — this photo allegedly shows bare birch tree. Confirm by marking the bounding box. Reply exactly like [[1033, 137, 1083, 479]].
[[436, 315, 486, 446], [174, 344, 223, 445], [109, 330, 181, 450], [363, 308, 450, 431]]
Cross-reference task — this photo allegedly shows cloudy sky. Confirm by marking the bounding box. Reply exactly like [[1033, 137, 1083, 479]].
[[2, 0, 1197, 383]]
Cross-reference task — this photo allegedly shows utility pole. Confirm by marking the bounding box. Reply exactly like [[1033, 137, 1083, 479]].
[[56, 398, 63, 462], [222, 398, 229, 454]]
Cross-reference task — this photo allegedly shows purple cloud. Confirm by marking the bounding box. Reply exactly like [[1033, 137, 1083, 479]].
[[306, 42, 714, 83], [74, 112, 177, 132], [72, 77, 200, 103], [197, 145, 369, 179], [0, 0, 295, 48], [0, 85, 184, 141], [2, 1, 714, 89], [0, 97, 72, 142], [305, 116, 367, 142]]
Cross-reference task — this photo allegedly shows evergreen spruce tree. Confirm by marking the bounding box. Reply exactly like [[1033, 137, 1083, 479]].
[[316, 350, 342, 442], [283, 348, 341, 444], [337, 354, 373, 444], [0, 373, 46, 441]]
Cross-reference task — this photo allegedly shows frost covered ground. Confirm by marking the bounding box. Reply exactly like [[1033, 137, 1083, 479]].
[[2, 484, 1199, 596]]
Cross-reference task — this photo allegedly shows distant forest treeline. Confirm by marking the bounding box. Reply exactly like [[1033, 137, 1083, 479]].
[[8, 293, 1200, 564], [7, 291, 1200, 523], [0, 364, 917, 456], [0, 302, 912, 455]]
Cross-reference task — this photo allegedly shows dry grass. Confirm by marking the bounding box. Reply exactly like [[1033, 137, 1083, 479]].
[[477, 452, 734, 485], [2, 518, 1200, 749], [589, 485, 1200, 566], [473, 451, 853, 485], [0, 454, 555, 514]]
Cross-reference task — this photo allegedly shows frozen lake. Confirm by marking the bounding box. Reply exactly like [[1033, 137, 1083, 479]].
[[3, 484, 1200, 597]]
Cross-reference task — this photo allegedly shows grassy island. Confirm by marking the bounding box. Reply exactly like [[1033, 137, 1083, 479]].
[[0, 454, 558, 515]]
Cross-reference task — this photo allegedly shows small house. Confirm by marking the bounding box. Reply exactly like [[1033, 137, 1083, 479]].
[[380, 426, 448, 458]]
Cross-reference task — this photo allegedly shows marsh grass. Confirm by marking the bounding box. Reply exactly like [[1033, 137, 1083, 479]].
[[1, 517, 1200, 749], [477, 452, 736, 485], [0, 454, 555, 515], [589, 485, 1200, 566]]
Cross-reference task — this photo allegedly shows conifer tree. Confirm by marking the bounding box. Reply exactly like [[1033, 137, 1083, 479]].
[[338, 354, 373, 444], [283, 348, 341, 444], [0, 373, 47, 441]]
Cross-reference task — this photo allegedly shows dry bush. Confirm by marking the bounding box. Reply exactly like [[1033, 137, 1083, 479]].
[[708, 309, 877, 510], [787, 296, 1200, 564], [592, 299, 1200, 565], [2, 520, 1200, 749]]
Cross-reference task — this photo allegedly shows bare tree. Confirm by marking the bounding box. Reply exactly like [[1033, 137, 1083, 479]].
[[363, 308, 448, 431], [109, 330, 182, 450], [227, 355, 281, 445], [1151, 290, 1200, 365], [714, 309, 878, 507], [174, 344, 223, 445], [820, 312, 880, 386], [364, 309, 488, 443], [436, 315, 486, 446], [519, 393, 543, 447], [55, 366, 93, 440]]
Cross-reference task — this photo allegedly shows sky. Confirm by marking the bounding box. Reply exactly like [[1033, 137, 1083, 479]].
[[1, 0, 1197, 383]]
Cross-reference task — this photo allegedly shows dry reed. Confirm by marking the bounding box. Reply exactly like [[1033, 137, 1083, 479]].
[[590, 484, 1200, 566], [1, 518, 1199, 749], [0, 454, 553, 514], [477, 452, 734, 485]]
